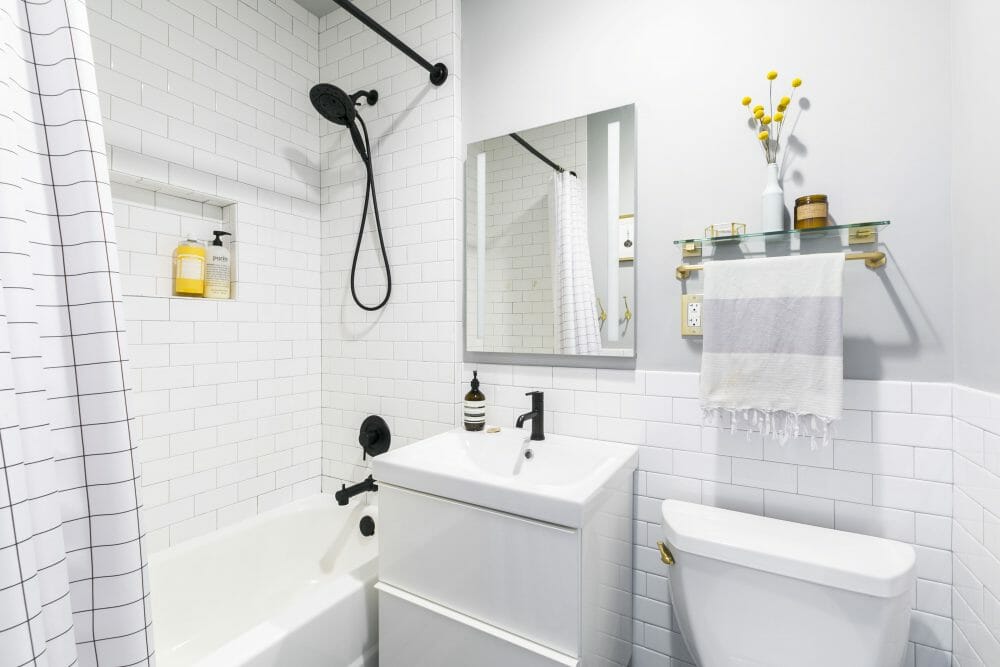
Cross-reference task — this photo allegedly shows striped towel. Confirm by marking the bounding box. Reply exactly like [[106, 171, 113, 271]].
[[700, 254, 845, 444]]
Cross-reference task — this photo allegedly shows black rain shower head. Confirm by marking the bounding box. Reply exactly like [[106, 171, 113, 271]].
[[309, 84, 377, 126], [310, 83, 378, 158]]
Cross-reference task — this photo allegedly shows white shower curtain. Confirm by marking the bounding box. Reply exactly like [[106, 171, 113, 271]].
[[550, 172, 601, 355], [0, 2, 153, 666]]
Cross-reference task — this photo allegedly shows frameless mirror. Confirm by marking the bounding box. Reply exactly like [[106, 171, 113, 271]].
[[464, 104, 637, 367]]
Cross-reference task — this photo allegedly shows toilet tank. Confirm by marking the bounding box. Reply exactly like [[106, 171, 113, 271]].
[[660, 500, 916, 667]]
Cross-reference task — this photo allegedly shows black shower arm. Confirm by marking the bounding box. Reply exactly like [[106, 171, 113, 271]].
[[330, 0, 449, 86]]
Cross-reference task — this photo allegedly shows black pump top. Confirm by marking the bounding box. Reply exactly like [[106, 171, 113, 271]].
[[470, 370, 479, 392], [212, 230, 232, 246]]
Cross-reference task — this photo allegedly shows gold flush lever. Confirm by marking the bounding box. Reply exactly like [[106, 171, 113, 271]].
[[657, 541, 675, 566]]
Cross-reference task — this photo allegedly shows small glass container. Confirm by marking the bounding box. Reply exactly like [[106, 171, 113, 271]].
[[794, 194, 829, 229], [704, 222, 747, 238]]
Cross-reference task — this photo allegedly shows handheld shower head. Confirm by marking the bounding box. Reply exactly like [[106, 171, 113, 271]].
[[309, 81, 391, 312], [309, 84, 378, 125], [310, 83, 356, 125], [310, 83, 378, 157]]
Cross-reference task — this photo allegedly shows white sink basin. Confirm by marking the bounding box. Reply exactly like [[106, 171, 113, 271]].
[[372, 427, 637, 527]]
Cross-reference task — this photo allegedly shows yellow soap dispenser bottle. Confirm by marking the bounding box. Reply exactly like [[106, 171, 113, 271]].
[[173, 236, 206, 296]]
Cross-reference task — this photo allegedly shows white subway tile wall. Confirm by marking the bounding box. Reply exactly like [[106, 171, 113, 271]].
[[952, 385, 1000, 667], [318, 0, 462, 489], [468, 364, 955, 666], [89, 0, 324, 550]]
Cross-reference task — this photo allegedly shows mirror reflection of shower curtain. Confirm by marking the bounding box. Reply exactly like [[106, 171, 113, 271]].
[[550, 172, 601, 355]]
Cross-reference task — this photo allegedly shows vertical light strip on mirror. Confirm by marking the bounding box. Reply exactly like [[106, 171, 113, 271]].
[[606, 121, 621, 342], [476, 152, 487, 340]]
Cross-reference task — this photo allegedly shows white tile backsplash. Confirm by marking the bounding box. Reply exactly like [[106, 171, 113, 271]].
[[952, 384, 1000, 667]]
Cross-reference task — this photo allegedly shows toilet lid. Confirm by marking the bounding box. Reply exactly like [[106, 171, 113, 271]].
[[661, 499, 916, 598]]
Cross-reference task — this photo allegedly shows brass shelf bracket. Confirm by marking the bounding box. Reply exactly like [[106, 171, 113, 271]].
[[848, 226, 879, 245], [675, 251, 887, 280], [681, 241, 702, 258]]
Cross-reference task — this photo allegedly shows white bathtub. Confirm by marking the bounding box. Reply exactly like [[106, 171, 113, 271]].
[[150, 494, 378, 667]]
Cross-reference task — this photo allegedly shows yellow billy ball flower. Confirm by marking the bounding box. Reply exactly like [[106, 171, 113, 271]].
[[777, 104, 787, 113], [792, 77, 802, 87], [761, 115, 772, 125], [742, 96, 752, 106], [767, 70, 778, 80], [759, 131, 770, 141], [774, 111, 785, 122], [754, 109, 764, 119], [780, 96, 791, 106]]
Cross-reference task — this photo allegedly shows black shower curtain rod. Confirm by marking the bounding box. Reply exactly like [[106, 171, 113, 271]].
[[509, 133, 577, 177], [330, 0, 448, 86]]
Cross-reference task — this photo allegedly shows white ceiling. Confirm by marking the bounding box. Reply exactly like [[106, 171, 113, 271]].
[[293, 0, 337, 16]]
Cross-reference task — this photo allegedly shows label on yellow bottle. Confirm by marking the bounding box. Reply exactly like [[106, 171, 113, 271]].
[[174, 242, 206, 296], [177, 255, 204, 280]]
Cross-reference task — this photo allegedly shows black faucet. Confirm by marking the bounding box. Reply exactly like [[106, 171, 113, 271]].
[[335, 475, 378, 506], [515, 391, 545, 441]]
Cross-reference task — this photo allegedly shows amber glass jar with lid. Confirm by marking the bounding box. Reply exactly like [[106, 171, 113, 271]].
[[794, 194, 829, 229]]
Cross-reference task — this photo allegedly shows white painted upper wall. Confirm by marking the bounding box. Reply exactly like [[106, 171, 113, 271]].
[[462, 0, 953, 382], [952, 0, 1000, 395]]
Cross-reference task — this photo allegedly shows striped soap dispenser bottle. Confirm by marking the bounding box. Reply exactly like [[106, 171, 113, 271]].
[[463, 370, 486, 431]]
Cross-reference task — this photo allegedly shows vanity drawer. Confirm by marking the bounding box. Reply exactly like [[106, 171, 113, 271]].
[[377, 583, 578, 667], [379, 484, 581, 656]]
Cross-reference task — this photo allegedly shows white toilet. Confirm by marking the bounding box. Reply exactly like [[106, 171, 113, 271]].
[[659, 500, 916, 667]]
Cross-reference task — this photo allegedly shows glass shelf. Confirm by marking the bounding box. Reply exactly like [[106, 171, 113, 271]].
[[673, 221, 891, 278], [674, 221, 889, 247]]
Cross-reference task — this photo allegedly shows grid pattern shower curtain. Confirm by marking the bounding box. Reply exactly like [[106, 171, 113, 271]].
[[550, 172, 600, 355], [0, 1, 154, 666]]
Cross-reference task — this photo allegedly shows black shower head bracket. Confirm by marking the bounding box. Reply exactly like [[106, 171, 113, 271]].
[[351, 89, 379, 106]]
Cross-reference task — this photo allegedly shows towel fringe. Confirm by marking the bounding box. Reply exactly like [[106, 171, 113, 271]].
[[704, 407, 834, 448]]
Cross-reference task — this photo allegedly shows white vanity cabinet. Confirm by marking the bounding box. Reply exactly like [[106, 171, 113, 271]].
[[372, 428, 637, 667]]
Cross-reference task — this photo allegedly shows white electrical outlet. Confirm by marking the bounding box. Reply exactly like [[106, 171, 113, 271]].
[[681, 294, 703, 336], [688, 301, 702, 327]]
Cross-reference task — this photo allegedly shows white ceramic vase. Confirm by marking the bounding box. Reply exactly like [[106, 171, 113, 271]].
[[761, 162, 785, 232]]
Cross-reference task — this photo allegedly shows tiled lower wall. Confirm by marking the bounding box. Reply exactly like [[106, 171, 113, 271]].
[[465, 363, 954, 666], [952, 386, 1000, 666]]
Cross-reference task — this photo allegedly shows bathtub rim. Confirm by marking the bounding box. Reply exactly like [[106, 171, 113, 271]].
[[148, 492, 379, 667], [148, 492, 374, 565]]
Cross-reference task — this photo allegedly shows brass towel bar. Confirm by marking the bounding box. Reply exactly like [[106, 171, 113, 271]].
[[675, 251, 887, 280]]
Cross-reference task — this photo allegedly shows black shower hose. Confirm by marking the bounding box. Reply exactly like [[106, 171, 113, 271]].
[[349, 114, 392, 311]]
